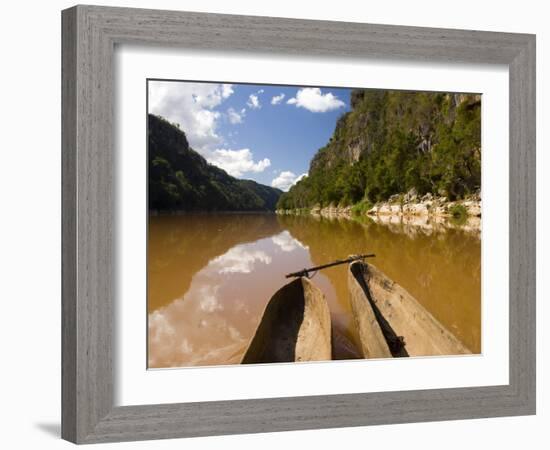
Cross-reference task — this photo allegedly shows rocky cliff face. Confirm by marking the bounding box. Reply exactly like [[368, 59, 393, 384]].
[[311, 91, 481, 179], [277, 89, 481, 210]]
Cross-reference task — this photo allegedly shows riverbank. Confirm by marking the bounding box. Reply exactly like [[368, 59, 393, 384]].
[[277, 190, 481, 219], [367, 190, 481, 219], [275, 190, 482, 234]]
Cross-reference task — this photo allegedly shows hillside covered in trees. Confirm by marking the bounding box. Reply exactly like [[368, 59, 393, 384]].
[[148, 114, 282, 212], [277, 90, 481, 210]]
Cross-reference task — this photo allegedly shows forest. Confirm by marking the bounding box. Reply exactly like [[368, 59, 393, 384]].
[[277, 89, 481, 210], [148, 114, 282, 212]]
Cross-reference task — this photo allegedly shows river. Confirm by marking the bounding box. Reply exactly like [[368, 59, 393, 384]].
[[147, 213, 481, 368]]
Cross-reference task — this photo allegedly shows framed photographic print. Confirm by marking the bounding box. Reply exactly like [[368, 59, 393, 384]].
[[62, 5, 536, 444]]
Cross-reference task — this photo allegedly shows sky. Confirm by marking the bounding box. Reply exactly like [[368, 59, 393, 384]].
[[148, 80, 351, 191]]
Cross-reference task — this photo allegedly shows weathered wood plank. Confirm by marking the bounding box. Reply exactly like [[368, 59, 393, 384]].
[[348, 266, 392, 358], [242, 278, 332, 363], [349, 261, 470, 357]]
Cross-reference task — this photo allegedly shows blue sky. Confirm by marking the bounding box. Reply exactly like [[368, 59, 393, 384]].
[[148, 80, 351, 190]]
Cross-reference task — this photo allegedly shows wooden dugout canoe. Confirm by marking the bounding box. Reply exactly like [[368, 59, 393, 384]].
[[241, 277, 332, 364], [348, 261, 471, 358]]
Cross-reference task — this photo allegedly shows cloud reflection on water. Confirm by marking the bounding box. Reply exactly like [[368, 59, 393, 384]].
[[271, 230, 308, 252], [148, 234, 314, 368], [148, 213, 481, 368], [211, 246, 272, 274]]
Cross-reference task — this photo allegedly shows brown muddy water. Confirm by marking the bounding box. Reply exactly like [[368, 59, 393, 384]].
[[147, 213, 481, 368]]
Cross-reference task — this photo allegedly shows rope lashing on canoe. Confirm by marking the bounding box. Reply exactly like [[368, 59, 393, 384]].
[[285, 254, 375, 279]]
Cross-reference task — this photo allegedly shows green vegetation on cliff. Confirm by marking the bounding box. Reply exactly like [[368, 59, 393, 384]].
[[277, 90, 481, 210], [148, 114, 282, 211]]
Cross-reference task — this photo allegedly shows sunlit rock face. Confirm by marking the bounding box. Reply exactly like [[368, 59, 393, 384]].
[[366, 190, 481, 232]]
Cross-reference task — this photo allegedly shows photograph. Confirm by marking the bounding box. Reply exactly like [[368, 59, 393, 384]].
[[2, 0, 542, 446], [147, 80, 481, 368]]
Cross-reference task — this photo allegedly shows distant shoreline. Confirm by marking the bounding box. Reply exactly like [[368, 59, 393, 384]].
[[148, 210, 278, 216]]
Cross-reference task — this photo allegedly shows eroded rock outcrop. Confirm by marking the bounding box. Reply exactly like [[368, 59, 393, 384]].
[[367, 189, 481, 220]]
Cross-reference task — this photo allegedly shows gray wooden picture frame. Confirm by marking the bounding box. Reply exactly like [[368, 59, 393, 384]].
[[61, 4, 536, 444]]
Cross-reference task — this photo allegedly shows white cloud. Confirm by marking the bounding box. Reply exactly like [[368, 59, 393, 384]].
[[149, 81, 234, 153], [207, 148, 271, 177], [286, 88, 345, 113], [227, 107, 246, 124], [271, 231, 308, 252], [150, 82, 269, 178], [271, 93, 286, 105], [247, 94, 261, 109], [212, 247, 272, 274], [221, 84, 234, 98], [271, 171, 308, 191]]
